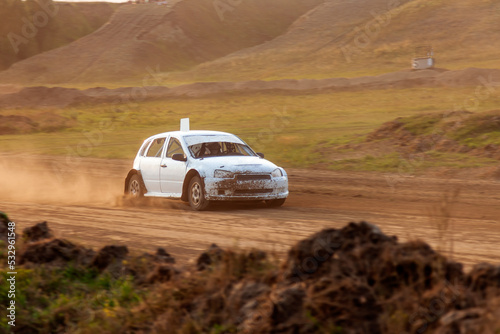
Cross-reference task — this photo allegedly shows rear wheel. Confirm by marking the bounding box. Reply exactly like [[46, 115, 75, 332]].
[[265, 198, 286, 208], [128, 174, 144, 199], [188, 176, 210, 211]]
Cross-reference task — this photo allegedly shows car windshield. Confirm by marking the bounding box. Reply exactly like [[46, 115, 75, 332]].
[[189, 142, 256, 158]]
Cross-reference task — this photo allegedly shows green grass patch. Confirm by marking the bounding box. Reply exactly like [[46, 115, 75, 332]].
[[449, 110, 500, 148], [327, 151, 498, 173], [399, 113, 444, 135], [0, 87, 498, 170], [0, 263, 143, 332]]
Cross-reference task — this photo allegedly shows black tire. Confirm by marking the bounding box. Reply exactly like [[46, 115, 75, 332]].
[[127, 174, 144, 199], [265, 198, 286, 208], [188, 176, 210, 211]]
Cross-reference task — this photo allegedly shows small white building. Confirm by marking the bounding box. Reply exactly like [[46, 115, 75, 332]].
[[412, 46, 435, 70]]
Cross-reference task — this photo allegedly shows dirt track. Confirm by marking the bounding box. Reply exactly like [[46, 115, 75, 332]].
[[1, 155, 499, 270]]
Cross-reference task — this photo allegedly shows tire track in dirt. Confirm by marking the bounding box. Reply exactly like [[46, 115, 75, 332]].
[[1, 155, 499, 270]]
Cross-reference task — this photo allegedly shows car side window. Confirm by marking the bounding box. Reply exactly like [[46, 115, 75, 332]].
[[140, 139, 153, 157], [166, 138, 185, 158], [146, 138, 166, 157]]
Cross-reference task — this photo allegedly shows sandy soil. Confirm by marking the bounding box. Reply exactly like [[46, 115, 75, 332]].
[[1, 154, 499, 270]]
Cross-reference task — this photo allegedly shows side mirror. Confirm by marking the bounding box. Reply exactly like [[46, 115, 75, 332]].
[[257, 153, 265, 158], [172, 153, 187, 162]]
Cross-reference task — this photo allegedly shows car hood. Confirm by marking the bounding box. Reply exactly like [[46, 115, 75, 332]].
[[194, 156, 279, 173]]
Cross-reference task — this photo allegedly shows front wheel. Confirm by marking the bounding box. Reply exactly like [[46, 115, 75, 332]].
[[188, 176, 210, 211], [265, 198, 286, 208], [127, 174, 144, 199]]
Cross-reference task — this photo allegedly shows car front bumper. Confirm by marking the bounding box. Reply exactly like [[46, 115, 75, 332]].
[[204, 176, 288, 201]]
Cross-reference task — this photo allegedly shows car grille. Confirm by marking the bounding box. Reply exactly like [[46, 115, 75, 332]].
[[236, 174, 271, 181], [234, 189, 273, 195]]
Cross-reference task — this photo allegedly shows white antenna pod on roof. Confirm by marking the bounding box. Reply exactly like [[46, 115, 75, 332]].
[[180, 118, 190, 132]]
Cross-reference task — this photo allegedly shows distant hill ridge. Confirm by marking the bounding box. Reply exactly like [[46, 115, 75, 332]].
[[2, 0, 500, 84], [0, 0, 322, 84], [0, 0, 117, 72]]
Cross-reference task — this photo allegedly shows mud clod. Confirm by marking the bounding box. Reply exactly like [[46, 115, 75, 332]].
[[146, 264, 175, 284], [271, 286, 306, 325], [22, 221, 53, 243], [197, 243, 225, 271], [91, 245, 129, 271], [20, 238, 95, 266], [466, 263, 500, 298], [154, 247, 175, 263]]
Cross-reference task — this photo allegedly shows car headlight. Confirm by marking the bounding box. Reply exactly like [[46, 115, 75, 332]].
[[214, 169, 234, 178], [271, 168, 283, 178]]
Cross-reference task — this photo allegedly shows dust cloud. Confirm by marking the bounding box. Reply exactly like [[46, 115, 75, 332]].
[[0, 154, 125, 206]]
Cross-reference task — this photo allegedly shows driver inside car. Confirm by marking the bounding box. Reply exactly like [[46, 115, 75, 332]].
[[205, 142, 221, 156]]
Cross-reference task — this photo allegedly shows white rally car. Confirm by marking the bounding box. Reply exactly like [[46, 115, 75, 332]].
[[124, 119, 288, 210]]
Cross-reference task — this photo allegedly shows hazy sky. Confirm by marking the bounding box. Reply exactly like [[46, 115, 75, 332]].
[[54, 0, 129, 2]]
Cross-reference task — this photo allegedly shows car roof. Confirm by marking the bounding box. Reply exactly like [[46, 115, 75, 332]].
[[146, 130, 237, 140]]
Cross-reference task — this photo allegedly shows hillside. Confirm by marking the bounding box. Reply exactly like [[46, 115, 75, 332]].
[[2, 0, 500, 85], [0, 0, 118, 71], [180, 0, 500, 81], [0, 0, 322, 84]]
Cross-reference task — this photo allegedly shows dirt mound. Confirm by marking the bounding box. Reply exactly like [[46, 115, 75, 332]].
[[0, 0, 321, 84], [20, 238, 96, 266], [22, 221, 53, 243], [17, 222, 179, 282], [0, 86, 85, 109], [145, 264, 176, 284], [276, 222, 464, 333], [2, 68, 500, 109], [141, 247, 176, 264], [365, 110, 500, 160], [466, 263, 500, 297], [282, 222, 397, 281], [197, 243, 225, 271], [0, 111, 73, 134], [91, 245, 129, 272], [0, 115, 37, 134], [126, 221, 500, 333], [8, 220, 500, 333]]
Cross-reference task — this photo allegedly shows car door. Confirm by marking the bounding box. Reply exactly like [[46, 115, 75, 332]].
[[139, 136, 167, 194], [160, 137, 187, 196]]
